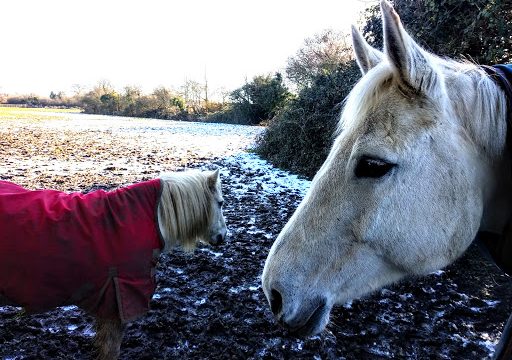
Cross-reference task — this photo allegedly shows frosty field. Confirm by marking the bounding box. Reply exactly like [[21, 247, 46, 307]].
[[0, 109, 511, 359]]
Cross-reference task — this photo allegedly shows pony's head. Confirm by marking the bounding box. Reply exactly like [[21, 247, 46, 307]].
[[158, 169, 227, 251], [262, 0, 511, 337]]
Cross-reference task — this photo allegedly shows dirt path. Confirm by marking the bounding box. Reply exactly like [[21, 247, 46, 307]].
[[1, 113, 512, 359]]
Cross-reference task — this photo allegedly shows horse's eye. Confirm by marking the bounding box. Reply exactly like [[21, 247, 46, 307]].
[[355, 156, 396, 178], [218, 201, 224, 207]]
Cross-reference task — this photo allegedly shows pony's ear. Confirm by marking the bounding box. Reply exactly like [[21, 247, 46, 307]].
[[381, 0, 439, 94], [208, 169, 220, 190], [351, 25, 383, 75]]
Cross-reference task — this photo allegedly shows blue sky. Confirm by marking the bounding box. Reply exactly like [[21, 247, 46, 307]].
[[1, 0, 375, 97]]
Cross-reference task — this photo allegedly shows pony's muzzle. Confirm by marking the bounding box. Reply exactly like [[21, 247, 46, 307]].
[[210, 233, 226, 245], [215, 233, 224, 244]]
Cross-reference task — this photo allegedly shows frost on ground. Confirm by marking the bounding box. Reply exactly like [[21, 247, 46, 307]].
[[0, 113, 262, 190], [0, 112, 512, 359]]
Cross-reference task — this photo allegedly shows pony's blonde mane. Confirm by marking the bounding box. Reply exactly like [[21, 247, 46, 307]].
[[339, 57, 508, 161], [158, 171, 214, 251]]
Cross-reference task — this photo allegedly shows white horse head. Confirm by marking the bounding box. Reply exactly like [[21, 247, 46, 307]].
[[262, 0, 512, 337], [158, 169, 227, 250]]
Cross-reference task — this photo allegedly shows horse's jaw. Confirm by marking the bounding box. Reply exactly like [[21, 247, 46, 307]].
[[262, 234, 407, 337]]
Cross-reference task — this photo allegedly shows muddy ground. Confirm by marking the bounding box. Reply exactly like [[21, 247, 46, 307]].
[[1, 113, 512, 359]]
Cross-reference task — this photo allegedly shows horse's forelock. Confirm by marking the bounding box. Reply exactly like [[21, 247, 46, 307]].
[[338, 63, 394, 134], [158, 172, 214, 251]]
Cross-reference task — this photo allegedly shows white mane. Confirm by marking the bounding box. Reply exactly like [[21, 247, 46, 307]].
[[339, 57, 508, 161]]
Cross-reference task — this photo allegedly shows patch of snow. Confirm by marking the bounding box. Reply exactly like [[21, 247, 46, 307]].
[[229, 286, 244, 294], [199, 248, 223, 258], [399, 293, 413, 301], [229, 281, 261, 294], [44, 327, 59, 334], [194, 298, 207, 306], [368, 345, 392, 357], [169, 267, 185, 275], [222, 153, 310, 196], [380, 288, 395, 296], [257, 338, 281, 357], [422, 287, 436, 294], [484, 300, 500, 307], [451, 333, 472, 348], [479, 333, 499, 354], [291, 340, 304, 351], [0, 306, 18, 312]]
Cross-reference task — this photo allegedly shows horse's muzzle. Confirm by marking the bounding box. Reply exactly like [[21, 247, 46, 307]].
[[268, 286, 329, 337]]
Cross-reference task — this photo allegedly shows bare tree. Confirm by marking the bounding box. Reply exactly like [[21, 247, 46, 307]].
[[286, 29, 353, 89], [71, 84, 86, 97], [180, 79, 204, 111]]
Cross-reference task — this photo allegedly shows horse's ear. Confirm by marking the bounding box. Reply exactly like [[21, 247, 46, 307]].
[[208, 169, 220, 190], [351, 25, 383, 75], [381, 0, 439, 94]]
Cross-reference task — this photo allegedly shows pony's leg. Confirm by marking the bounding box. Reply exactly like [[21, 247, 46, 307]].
[[94, 317, 124, 360]]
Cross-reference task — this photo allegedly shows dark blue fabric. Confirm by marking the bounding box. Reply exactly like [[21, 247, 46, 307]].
[[485, 64, 512, 101], [479, 64, 512, 276], [494, 64, 512, 85]]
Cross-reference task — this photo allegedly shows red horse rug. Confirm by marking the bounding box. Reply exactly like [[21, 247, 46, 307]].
[[0, 179, 163, 322]]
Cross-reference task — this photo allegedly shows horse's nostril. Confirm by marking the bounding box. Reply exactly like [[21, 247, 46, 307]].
[[270, 288, 283, 317]]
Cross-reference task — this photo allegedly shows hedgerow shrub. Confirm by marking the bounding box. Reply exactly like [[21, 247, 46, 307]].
[[363, 0, 512, 64], [255, 61, 360, 178], [210, 73, 292, 125]]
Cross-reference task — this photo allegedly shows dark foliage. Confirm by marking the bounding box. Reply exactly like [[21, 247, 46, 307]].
[[363, 0, 512, 64], [6, 94, 79, 108], [256, 61, 360, 179], [213, 73, 292, 125]]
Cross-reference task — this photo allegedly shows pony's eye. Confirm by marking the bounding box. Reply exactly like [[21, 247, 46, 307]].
[[218, 201, 224, 207], [355, 156, 396, 178]]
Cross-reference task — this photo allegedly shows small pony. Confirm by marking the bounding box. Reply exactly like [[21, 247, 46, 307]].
[[0, 169, 226, 359]]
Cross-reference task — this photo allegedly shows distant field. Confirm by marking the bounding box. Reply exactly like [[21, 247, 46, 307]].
[[0, 106, 81, 121]]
